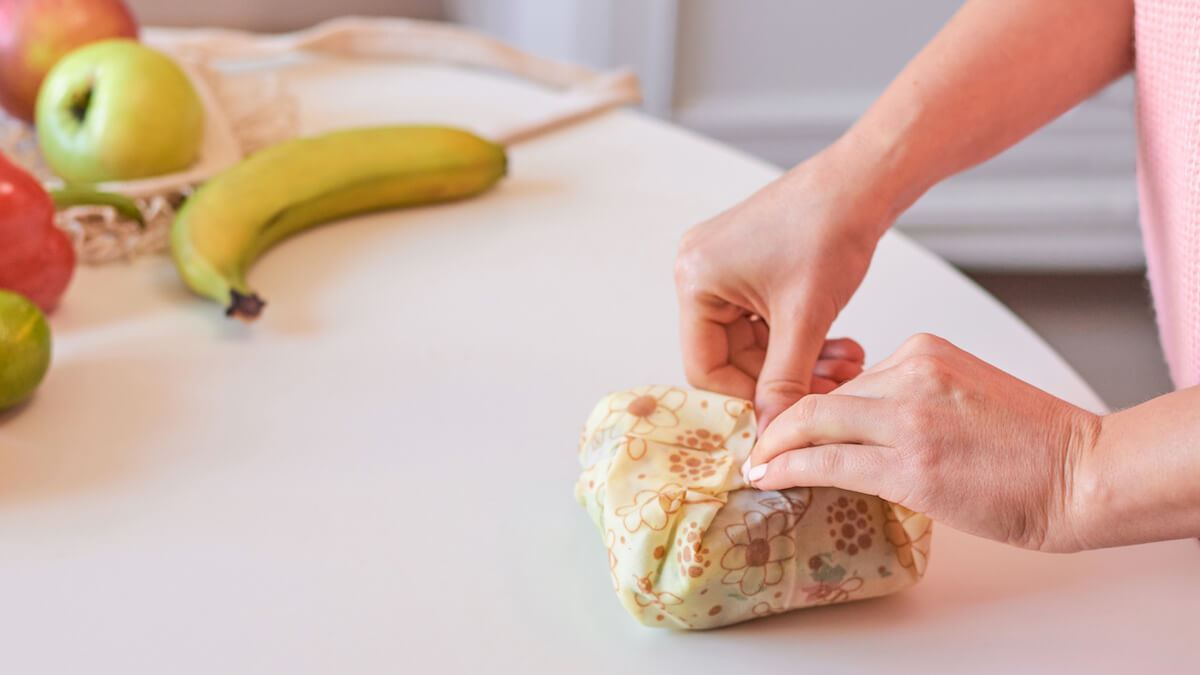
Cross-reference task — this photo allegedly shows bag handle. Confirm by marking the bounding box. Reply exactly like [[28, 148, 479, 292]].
[[153, 15, 643, 145]]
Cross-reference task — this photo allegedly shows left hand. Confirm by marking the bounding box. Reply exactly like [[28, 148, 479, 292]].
[[743, 333, 1102, 552]]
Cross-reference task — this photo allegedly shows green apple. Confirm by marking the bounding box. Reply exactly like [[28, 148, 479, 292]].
[[35, 38, 204, 183]]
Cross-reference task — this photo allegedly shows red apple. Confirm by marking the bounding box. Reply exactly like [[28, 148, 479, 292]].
[[0, 150, 74, 311], [0, 0, 138, 122]]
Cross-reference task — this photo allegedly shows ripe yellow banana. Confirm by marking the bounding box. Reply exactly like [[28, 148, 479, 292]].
[[170, 125, 507, 320]]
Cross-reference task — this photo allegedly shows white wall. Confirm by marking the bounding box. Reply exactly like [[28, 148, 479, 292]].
[[445, 0, 679, 117], [675, 1, 956, 104], [452, 0, 1141, 271], [670, 0, 1140, 271]]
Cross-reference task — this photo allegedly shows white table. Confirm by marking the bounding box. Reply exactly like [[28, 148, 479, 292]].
[[1, 54, 1197, 675]]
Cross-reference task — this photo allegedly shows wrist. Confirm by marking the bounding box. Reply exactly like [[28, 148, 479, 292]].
[[815, 125, 934, 240], [1060, 409, 1107, 552]]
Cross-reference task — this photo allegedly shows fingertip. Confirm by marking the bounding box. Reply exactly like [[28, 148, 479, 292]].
[[812, 358, 864, 384], [746, 463, 767, 483], [747, 454, 802, 491], [809, 377, 839, 394], [820, 338, 866, 364]]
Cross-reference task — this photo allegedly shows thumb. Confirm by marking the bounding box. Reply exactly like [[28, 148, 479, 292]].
[[754, 306, 828, 434]]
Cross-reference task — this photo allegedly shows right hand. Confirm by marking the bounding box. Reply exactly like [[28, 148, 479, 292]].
[[674, 144, 897, 431]]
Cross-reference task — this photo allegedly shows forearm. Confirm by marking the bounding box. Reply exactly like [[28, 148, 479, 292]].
[[826, 0, 1134, 234], [1070, 387, 1200, 548]]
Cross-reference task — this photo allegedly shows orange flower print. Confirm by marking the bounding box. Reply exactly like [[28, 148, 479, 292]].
[[673, 427, 726, 451], [758, 489, 813, 525], [673, 520, 712, 579], [578, 424, 622, 464], [665, 449, 726, 481], [720, 510, 796, 596], [632, 572, 693, 628], [884, 504, 932, 576], [632, 572, 683, 608], [622, 436, 648, 461], [751, 601, 785, 618], [605, 529, 620, 591], [616, 484, 685, 532], [825, 495, 876, 556], [801, 576, 864, 605], [601, 386, 687, 435], [723, 398, 751, 420]]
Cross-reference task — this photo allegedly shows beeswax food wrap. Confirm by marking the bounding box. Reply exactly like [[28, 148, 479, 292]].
[[576, 386, 932, 629]]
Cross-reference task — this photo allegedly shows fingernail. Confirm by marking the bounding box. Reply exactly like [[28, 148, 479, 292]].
[[740, 458, 751, 481], [747, 464, 767, 482]]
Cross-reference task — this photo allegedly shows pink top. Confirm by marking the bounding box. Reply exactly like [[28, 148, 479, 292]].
[[1135, 1, 1200, 389]]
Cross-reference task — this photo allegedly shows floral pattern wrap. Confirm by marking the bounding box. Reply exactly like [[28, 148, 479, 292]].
[[576, 386, 933, 629]]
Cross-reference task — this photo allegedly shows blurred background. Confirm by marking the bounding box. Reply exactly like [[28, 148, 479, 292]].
[[126, 0, 1168, 409]]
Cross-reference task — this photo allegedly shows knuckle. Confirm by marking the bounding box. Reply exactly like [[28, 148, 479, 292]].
[[903, 353, 948, 385], [758, 378, 809, 406], [789, 395, 821, 424], [673, 230, 712, 291], [811, 447, 844, 477], [900, 332, 947, 356], [780, 451, 807, 477], [673, 247, 700, 289], [677, 224, 703, 255]]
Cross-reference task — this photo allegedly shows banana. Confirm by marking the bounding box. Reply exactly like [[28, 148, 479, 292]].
[[170, 125, 507, 320]]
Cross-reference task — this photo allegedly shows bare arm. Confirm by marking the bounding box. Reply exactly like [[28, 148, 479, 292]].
[[738, 1, 1200, 550], [744, 334, 1200, 552], [840, 0, 1135, 233], [676, 0, 1136, 431]]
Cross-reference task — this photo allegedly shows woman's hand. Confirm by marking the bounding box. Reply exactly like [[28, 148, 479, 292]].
[[674, 143, 897, 432], [673, 0, 1134, 437], [743, 333, 1103, 552]]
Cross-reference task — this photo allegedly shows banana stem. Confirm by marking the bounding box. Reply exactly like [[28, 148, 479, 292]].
[[226, 290, 266, 321]]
